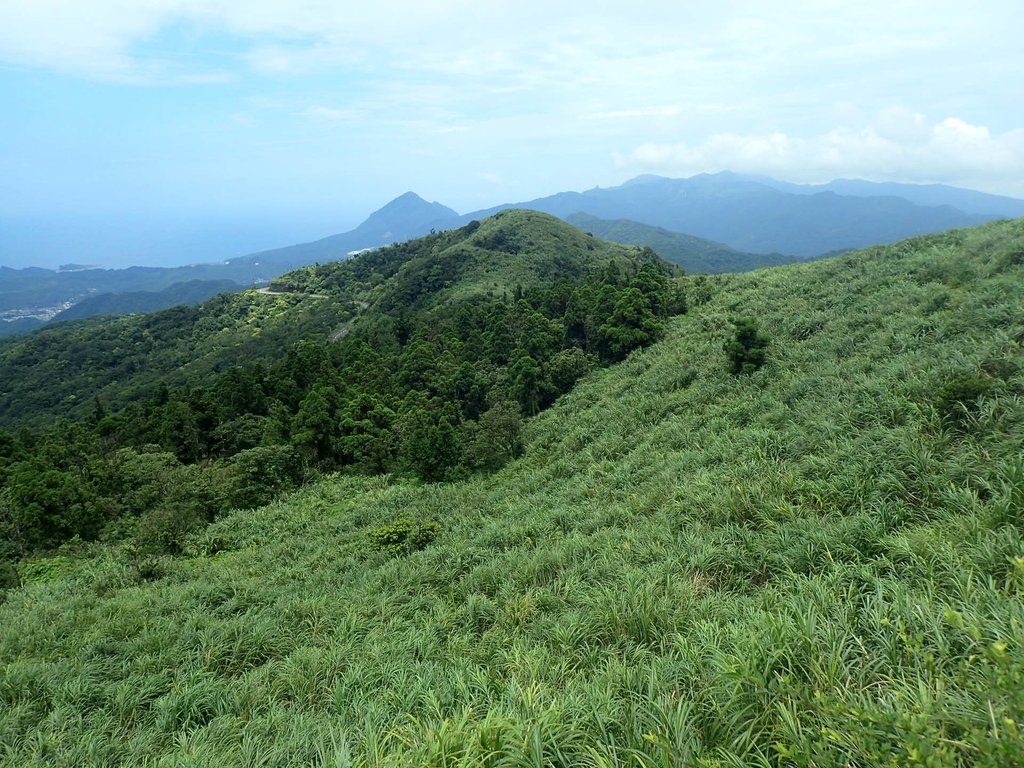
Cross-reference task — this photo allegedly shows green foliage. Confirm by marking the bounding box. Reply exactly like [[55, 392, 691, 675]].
[[133, 504, 207, 555], [935, 369, 995, 428], [461, 400, 524, 471], [223, 445, 304, 510], [598, 287, 665, 361], [724, 316, 770, 374], [0, 559, 20, 592], [398, 405, 462, 482], [0, 213, 690, 557], [0, 219, 1023, 765], [367, 517, 441, 556]]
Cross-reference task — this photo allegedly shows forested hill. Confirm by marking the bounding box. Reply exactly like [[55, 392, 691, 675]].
[[0, 210, 684, 559], [0, 210, 670, 430], [1, 218, 1022, 765]]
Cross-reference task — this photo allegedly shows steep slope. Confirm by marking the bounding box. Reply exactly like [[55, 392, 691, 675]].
[[1, 219, 1022, 765], [0, 317, 43, 337], [566, 212, 801, 272]]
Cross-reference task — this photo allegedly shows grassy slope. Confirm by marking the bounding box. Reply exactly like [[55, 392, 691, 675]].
[[2, 221, 1024, 766]]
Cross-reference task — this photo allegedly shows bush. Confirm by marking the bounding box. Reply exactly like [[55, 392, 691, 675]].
[[0, 560, 20, 592], [367, 518, 441, 556], [134, 504, 206, 555], [724, 317, 770, 375], [224, 445, 304, 509]]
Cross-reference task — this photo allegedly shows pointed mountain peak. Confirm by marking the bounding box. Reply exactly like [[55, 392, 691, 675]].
[[389, 191, 429, 205], [370, 191, 456, 218], [356, 192, 460, 241]]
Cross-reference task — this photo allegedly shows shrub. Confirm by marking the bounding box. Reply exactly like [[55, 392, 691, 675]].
[[367, 518, 441, 556], [724, 317, 770, 375], [224, 444, 304, 509], [0, 560, 20, 592], [134, 504, 206, 555]]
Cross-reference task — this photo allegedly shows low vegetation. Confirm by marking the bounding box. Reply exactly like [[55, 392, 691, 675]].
[[1, 218, 1023, 765]]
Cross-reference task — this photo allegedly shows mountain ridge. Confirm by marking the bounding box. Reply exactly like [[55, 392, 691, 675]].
[[3, 175, 1021, 334], [0, 210, 664, 429], [458, 172, 995, 257], [565, 212, 803, 273]]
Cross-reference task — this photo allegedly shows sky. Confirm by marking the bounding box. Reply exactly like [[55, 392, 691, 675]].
[[2, 0, 1023, 268]]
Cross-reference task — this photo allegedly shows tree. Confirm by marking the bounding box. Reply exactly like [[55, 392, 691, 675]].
[[598, 288, 664, 361], [510, 353, 543, 416], [628, 261, 670, 317], [292, 385, 340, 466], [462, 400, 523, 471], [339, 394, 398, 473], [397, 399, 461, 482]]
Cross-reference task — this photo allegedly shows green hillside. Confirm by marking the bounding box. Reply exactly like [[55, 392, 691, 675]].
[[2, 219, 1024, 766], [0, 211, 652, 429], [566, 212, 802, 272], [0, 211, 680, 559]]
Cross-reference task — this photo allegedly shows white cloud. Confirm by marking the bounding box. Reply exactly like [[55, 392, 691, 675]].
[[2, 0, 1023, 203], [2, 0, 1016, 84], [615, 111, 1024, 194]]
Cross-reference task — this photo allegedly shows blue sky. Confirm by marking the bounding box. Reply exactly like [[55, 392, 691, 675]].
[[2, 0, 1023, 268]]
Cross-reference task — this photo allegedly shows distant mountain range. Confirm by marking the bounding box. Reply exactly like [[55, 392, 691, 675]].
[[565, 213, 801, 274], [2, 173, 1022, 334], [232, 172, 1023, 267], [746, 176, 1024, 218], [458, 173, 1014, 257]]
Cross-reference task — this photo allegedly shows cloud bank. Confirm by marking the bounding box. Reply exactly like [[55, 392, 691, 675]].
[[617, 110, 1024, 191]]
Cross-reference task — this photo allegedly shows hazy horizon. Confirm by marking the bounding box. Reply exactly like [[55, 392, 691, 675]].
[[3, 1, 1023, 268], [0, 209, 363, 270], [5, 170, 1024, 270]]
